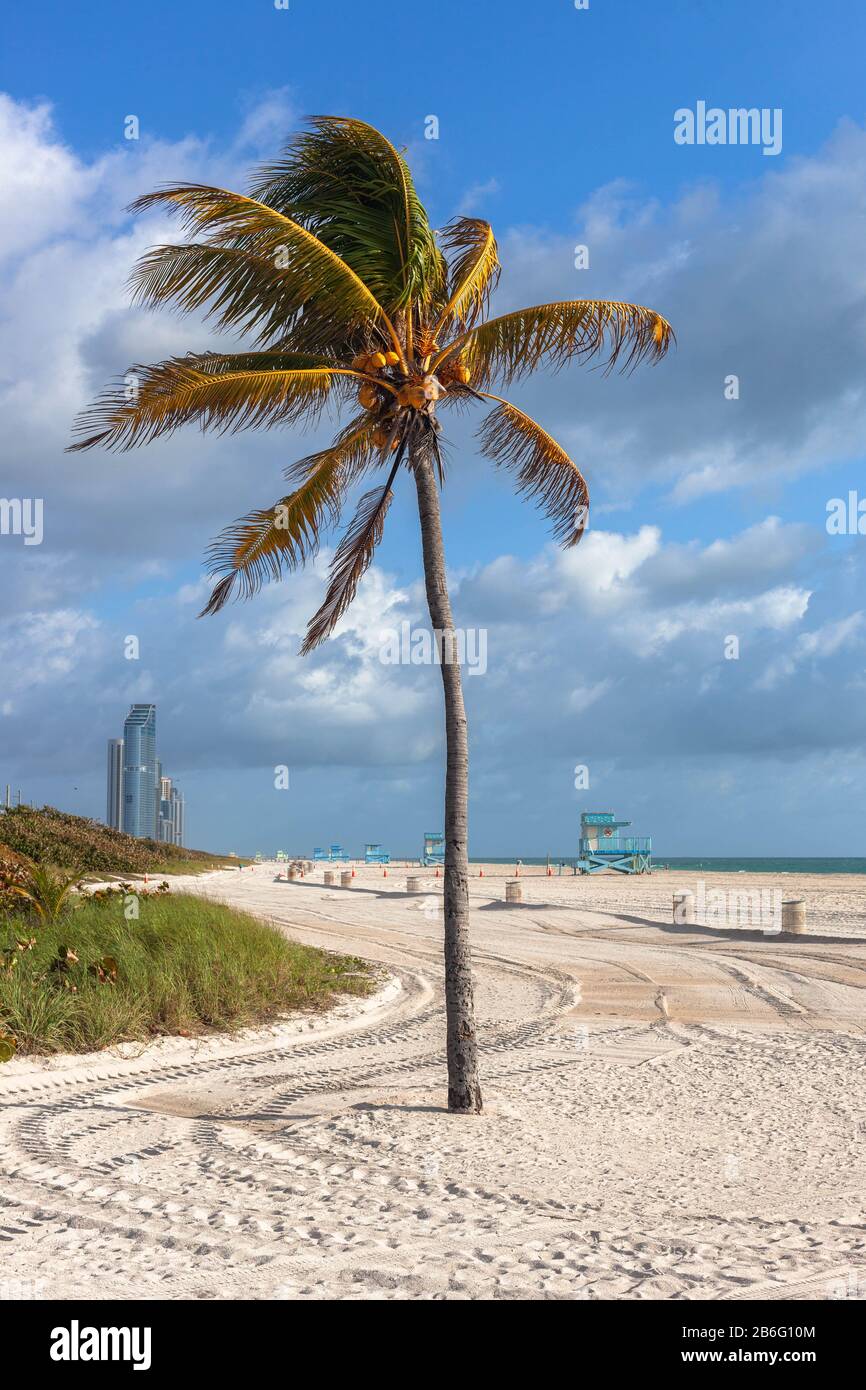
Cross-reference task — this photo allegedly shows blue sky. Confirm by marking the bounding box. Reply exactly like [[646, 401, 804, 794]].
[[1, 1, 865, 856]]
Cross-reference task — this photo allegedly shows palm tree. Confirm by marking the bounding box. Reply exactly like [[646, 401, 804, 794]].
[[71, 118, 672, 1112], [3, 856, 82, 922]]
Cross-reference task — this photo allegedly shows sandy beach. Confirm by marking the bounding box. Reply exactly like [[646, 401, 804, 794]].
[[2, 862, 865, 1301]]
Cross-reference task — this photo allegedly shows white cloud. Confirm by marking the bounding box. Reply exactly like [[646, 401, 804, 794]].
[[457, 177, 501, 216], [756, 612, 864, 690]]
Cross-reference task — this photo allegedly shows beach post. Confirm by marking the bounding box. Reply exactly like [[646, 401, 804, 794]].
[[406, 876, 423, 893], [673, 891, 696, 925], [323, 870, 336, 886], [340, 870, 354, 889], [287, 866, 298, 881], [506, 879, 523, 903], [782, 899, 806, 935]]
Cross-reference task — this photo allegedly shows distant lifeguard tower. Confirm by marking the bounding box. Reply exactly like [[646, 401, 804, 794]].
[[313, 843, 349, 862], [578, 811, 652, 875], [364, 843, 390, 864], [422, 832, 445, 867]]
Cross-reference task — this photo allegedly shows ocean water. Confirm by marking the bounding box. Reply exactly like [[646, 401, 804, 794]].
[[469, 856, 866, 876]]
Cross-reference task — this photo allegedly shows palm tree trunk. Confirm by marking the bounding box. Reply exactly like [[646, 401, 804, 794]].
[[411, 427, 482, 1113]]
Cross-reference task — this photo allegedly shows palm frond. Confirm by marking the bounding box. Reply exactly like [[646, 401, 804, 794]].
[[284, 411, 384, 485], [69, 354, 353, 452], [128, 242, 322, 347], [250, 117, 445, 317], [300, 457, 402, 653], [129, 183, 398, 352], [476, 396, 589, 545], [432, 218, 500, 336], [200, 414, 383, 615], [436, 300, 674, 387]]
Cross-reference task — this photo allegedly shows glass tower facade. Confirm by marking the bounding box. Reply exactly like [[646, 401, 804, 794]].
[[123, 704, 158, 839], [106, 738, 124, 830]]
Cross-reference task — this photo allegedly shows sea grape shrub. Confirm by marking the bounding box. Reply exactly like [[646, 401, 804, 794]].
[[0, 858, 29, 916], [0, 805, 216, 875]]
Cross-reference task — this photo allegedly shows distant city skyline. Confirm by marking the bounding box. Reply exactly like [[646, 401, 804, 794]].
[[106, 704, 185, 845]]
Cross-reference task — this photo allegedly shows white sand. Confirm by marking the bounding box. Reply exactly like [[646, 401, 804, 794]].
[[1, 862, 864, 1301]]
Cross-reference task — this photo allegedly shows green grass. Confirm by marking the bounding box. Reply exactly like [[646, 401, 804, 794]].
[[0, 893, 374, 1056], [148, 857, 249, 877]]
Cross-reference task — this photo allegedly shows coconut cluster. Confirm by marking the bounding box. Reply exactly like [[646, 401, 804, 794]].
[[437, 356, 472, 386], [353, 343, 472, 450]]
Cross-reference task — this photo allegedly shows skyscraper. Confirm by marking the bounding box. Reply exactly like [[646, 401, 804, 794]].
[[169, 784, 185, 847], [122, 704, 158, 839], [158, 773, 180, 844], [105, 704, 186, 843], [106, 738, 124, 830]]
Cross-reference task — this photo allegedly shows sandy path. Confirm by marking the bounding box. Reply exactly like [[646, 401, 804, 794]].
[[1, 864, 865, 1301]]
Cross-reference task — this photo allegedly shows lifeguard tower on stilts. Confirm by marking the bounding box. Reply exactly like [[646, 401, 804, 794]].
[[422, 832, 445, 867], [578, 812, 652, 875], [313, 843, 349, 862], [364, 843, 390, 864]]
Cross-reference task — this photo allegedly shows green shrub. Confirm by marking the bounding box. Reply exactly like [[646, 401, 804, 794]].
[[0, 805, 240, 876], [0, 892, 373, 1055]]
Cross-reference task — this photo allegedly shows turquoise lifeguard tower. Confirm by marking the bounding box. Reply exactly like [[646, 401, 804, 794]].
[[578, 811, 652, 875], [364, 843, 390, 864], [313, 843, 349, 862], [422, 832, 445, 867]]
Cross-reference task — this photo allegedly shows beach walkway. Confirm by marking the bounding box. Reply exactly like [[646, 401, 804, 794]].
[[2, 864, 864, 1300]]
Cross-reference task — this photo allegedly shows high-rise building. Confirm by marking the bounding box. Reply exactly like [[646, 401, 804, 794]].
[[122, 704, 158, 839], [158, 774, 175, 843], [105, 705, 186, 844], [106, 739, 124, 829], [169, 785, 185, 847]]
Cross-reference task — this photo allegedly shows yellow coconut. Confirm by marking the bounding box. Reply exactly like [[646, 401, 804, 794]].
[[384, 350, 401, 367], [454, 363, 471, 384], [368, 351, 388, 372]]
